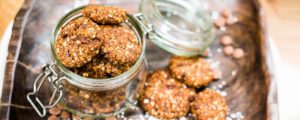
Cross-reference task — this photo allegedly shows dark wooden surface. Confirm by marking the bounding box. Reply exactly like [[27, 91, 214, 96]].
[[0, 0, 278, 120]]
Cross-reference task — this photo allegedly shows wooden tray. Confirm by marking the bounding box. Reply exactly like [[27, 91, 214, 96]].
[[1, 0, 278, 119]]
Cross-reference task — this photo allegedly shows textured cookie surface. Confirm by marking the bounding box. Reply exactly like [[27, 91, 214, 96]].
[[96, 25, 141, 66], [55, 17, 101, 68], [139, 70, 195, 119], [71, 55, 131, 79], [83, 5, 127, 24], [169, 56, 214, 88], [191, 89, 228, 120]]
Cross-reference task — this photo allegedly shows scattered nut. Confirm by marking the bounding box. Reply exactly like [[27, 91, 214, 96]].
[[61, 110, 70, 119], [233, 48, 245, 59], [47, 115, 59, 120], [48, 107, 61, 115], [220, 35, 233, 45], [223, 46, 234, 56]]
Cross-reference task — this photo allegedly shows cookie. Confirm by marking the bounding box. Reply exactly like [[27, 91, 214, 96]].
[[191, 89, 228, 120], [169, 56, 214, 88], [83, 5, 127, 24], [139, 70, 195, 119], [96, 25, 141, 66], [71, 55, 131, 79], [55, 17, 101, 68]]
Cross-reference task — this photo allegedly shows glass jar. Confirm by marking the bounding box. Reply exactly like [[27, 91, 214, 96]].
[[139, 0, 214, 56], [27, 0, 214, 118], [27, 6, 148, 119]]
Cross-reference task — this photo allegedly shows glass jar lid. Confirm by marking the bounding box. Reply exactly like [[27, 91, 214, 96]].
[[139, 0, 214, 56]]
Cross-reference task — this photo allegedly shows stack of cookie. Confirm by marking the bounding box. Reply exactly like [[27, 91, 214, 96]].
[[55, 5, 141, 79], [139, 56, 228, 120], [53, 5, 140, 116]]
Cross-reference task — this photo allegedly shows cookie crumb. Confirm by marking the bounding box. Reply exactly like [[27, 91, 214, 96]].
[[233, 48, 244, 59]]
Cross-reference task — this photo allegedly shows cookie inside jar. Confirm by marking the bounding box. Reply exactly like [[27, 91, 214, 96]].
[[52, 5, 145, 116]]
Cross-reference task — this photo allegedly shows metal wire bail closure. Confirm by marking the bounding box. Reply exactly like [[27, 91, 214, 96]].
[[26, 63, 64, 117]]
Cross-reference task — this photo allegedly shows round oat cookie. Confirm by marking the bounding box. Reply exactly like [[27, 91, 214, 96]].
[[83, 5, 127, 24], [169, 56, 214, 88], [139, 70, 196, 119], [191, 89, 228, 120], [55, 36, 101, 68], [96, 25, 141, 66], [55, 17, 101, 68]]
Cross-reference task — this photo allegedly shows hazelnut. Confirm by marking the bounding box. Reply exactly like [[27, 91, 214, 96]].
[[48, 107, 61, 115], [47, 115, 58, 120], [223, 46, 234, 56], [61, 110, 70, 119], [220, 35, 233, 45]]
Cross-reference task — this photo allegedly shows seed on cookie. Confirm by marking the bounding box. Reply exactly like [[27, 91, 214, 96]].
[[190, 89, 228, 120], [169, 56, 214, 88], [83, 5, 127, 24], [139, 70, 196, 119]]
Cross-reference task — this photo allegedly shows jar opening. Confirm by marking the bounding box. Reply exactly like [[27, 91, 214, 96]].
[[50, 6, 146, 91], [140, 0, 215, 56]]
